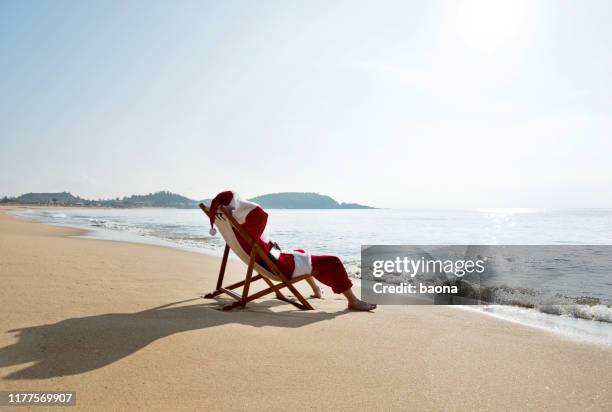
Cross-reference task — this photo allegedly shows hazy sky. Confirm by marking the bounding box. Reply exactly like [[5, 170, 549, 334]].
[[1, 0, 611, 207]]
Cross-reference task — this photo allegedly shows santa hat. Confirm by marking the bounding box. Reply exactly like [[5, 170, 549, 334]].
[[208, 191, 233, 235], [208, 190, 260, 235]]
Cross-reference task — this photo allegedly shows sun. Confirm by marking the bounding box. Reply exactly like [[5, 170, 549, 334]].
[[450, 0, 533, 52]]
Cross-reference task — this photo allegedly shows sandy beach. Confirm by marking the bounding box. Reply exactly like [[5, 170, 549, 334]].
[[0, 207, 610, 411]]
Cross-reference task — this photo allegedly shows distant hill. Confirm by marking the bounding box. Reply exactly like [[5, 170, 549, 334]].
[[3, 191, 374, 209], [120, 191, 196, 208], [249, 192, 373, 209], [11, 192, 86, 205], [1, 191, 198, 208]]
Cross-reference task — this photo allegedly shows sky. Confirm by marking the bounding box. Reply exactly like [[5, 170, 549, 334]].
[[1, 0, 611, 208]]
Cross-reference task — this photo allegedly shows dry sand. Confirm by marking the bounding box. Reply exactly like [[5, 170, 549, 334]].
[[0, 207, 610, 411]]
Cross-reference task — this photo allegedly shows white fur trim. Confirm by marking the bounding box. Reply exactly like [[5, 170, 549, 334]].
[[229, 192, 260, 224], [289, 251, 312, 277]]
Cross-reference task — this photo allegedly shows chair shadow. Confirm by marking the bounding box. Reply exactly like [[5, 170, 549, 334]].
[[0, 298, 344, 380]]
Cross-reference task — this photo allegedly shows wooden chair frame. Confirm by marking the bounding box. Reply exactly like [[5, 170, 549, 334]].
[[199, 203, 314, 311]]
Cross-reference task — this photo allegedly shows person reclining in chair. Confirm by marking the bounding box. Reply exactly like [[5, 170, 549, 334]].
[[208, 191, 376, 311]]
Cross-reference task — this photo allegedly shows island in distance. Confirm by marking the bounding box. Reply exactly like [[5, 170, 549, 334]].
[[1, 191, 375, 209]]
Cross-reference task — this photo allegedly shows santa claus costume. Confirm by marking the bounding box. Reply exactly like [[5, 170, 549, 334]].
[[208, 190, 353, 294]]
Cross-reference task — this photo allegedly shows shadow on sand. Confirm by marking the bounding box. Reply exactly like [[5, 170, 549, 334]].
[[0, 298, 345, 380]]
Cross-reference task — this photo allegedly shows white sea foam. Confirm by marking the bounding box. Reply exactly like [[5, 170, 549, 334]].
[[458, 305, 612, 346]]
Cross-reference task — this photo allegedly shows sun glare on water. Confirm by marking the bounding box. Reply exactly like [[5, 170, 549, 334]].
[[476, 208, 541, 215]]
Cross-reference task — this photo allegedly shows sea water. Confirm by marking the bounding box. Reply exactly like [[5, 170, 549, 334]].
[[13, 207, 612, 345]]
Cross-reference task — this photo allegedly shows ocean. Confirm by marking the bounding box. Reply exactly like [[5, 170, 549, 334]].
[[13, 207, 612, 345]]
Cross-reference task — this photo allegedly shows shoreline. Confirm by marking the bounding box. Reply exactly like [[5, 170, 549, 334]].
[[1, 207, 612, 410], [9, 206, 612, 346], [9, 206, 229, 259]]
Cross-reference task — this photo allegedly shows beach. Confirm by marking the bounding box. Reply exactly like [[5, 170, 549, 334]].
[[0, 207, 611, 411]]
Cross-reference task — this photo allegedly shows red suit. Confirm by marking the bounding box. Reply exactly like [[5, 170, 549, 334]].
[[208, 191, 352, 294]]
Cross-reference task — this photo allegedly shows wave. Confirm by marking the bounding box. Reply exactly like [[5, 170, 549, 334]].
[[87, 218, 107, 226], [538, 304, 612, 323], [39, 211, 68, 218], [473, 284, 611, 322], [361, 270, 612, 324]]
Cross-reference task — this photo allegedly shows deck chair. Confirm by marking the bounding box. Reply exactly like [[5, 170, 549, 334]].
[[199, 203, 315, 311]]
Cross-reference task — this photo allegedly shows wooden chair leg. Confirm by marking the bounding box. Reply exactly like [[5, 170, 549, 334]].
[[243, 282, 289, 302], [205, 244, 229, 298], [261, 275, 314, 310], [216, 244, 230, 290], [261, 275, 285, 300], [221, 276, 314, 311], [253, 276, 314, 310], [240, 248, 257, 308], [283, 280, 314, 310], [206, 274, 263, 299]]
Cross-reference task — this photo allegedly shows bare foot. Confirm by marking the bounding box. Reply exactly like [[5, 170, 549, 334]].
[[310, 288, 323, 299], [347, 299, 377, 311]]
